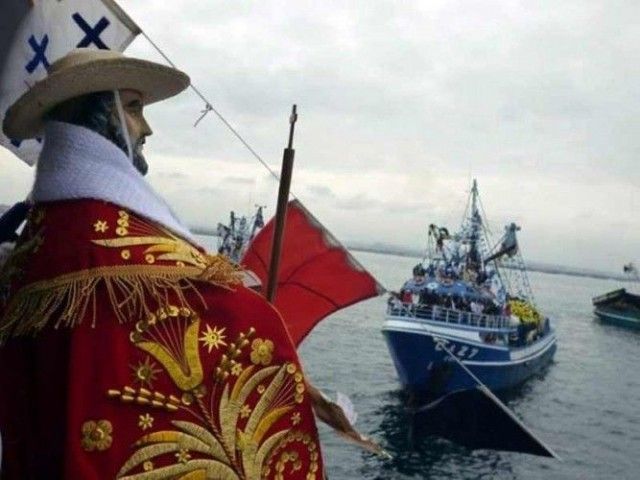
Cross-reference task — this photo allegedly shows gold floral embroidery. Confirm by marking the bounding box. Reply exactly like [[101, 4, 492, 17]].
[[131, 356, 162, 388], [94, 220, 109, 233], [199, 324, 227, 353], [120, 249, 131, 260], [94, 234, 207, 269], [81, 420, 113, 452], [250, 338, 274, 366], [138, 413, 154, 431], [143, 460, 154, 471], [111, 318, 317, 480], [1, 209, 245, 343], [107, 385, 181, 412], [231, 361, 243, 376], [131, 306, 204, 391], [291, 412, 301, 426], [266, 431, 320, 480], [240, 404, 252, 419], [175, 448, 191, 464]]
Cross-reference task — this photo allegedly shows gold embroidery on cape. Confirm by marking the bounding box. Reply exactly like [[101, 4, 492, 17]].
[[92, 212, 208, 268], [139, 413, 155, 431], [81, 419, 113, 452], [0, 258, 241, 343], [0, 208, 244, 342], [200, 324, 227, 353], [110, 309, 316, 480], [94, 220, 109, 233], [131, 357, 162, 389]]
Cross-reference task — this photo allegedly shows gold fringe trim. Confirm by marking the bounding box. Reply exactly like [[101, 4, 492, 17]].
[[0, 263, 243, 344]]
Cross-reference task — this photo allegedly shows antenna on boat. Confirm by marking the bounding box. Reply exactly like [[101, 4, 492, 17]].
[[266, 105, 298, 302]]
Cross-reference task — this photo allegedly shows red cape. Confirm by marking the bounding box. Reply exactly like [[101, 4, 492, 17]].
[[0, 200, 324, 479]]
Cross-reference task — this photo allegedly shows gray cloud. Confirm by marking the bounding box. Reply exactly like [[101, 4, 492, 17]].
[[1, 0, 639, 271]]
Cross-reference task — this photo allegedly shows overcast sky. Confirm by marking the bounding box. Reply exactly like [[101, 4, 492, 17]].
[[1, 0, 639, 271]]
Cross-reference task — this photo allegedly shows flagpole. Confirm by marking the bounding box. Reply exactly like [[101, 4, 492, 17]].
[[266, 105, 298, 303]]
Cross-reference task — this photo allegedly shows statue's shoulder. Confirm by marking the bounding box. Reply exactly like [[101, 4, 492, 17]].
[[0, 199, 244, 342]]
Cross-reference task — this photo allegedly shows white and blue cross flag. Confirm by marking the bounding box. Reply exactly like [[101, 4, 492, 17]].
[[0, 0, 140, 166]]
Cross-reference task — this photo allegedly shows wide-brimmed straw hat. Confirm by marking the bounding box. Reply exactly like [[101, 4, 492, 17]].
[[3, 48, 190, 140]]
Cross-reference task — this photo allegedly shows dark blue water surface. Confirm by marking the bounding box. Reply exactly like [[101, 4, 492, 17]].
[[298, 251, 640, 479]]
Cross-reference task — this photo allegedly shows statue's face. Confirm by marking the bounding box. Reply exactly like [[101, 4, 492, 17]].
[[119, 89, 152, 174]]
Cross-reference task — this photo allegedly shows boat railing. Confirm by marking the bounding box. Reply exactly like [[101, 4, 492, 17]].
[[386, 303, 513, 331]]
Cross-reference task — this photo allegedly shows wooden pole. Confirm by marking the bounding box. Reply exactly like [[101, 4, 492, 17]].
[[266, 105, 298, 302]]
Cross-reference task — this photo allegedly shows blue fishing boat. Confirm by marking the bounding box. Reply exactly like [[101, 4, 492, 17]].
[[382, 180, 557, 399]]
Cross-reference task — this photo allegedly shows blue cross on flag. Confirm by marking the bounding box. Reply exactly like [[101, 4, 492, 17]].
[[0, 0, 140, 166]]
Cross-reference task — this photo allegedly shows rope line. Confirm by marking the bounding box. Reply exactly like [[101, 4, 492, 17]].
[[140, 30, 287, 189]]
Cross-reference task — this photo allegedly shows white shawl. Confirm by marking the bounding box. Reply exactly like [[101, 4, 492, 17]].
[[32, 121, 195, 242]]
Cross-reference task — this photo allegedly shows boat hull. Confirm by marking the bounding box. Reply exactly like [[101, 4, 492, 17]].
[[592, 289, 640, 329], [594, 308, 640, 329], [382, 317, 557, 397]]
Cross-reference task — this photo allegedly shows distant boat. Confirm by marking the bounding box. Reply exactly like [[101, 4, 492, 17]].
[[382, 180, 557, 400], [592, 288, 640, 329], [216, 205, 265, 262]]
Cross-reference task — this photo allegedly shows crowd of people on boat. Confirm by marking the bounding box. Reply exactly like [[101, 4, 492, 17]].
[[387, 260, 549, 346], [389, 261, 504, 315]]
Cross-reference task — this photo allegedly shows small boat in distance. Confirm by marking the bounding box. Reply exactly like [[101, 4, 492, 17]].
[[592, 264, 640, 329], [216, 205, 265, 262], [382, 180, 557, 401]]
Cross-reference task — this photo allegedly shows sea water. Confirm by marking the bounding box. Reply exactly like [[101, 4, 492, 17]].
[[300, 251, 640, 480], [197, 235, 639, 479]]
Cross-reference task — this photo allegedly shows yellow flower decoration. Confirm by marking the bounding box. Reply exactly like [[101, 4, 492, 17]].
[[175, 448, 191, 464], [81, 420, 113, 452], [143, 461, 154, 472], [138, 413, 154, 431], [257, 384, 266, 394], [199, 324, 227, 353], [231, 361, 243, 376], [250, 338, 274, 366], [93, 220, 108, 233], [240, 404, 252, 419], [291, 412, 301, 425], [131, 356, 161, 388], [120, 249, 131, 260]]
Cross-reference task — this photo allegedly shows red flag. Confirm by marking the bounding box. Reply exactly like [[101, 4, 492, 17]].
[[242, 199, 384, 346]]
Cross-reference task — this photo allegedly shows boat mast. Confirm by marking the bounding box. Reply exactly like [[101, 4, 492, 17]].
[[468, 179, 481, 269]]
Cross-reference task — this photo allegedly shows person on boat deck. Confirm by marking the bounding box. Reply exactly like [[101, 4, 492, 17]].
[[470, 300, 484, 315], [0, 49, 329, 479]]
